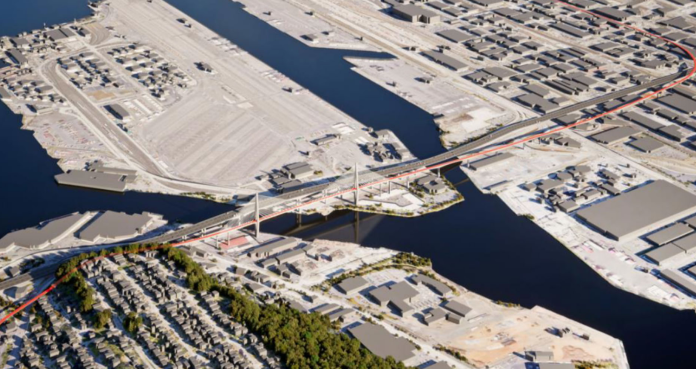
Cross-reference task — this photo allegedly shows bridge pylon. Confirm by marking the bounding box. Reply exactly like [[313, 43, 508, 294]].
[[255, 193, 260, 237]]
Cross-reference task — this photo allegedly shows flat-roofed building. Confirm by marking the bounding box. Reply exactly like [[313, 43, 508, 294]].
[[469, 153, 513, 170], [657, 94, 696, 115], [422, 50, 466, 71], [368, 281, 419, 316], [336, 276, 369, 295], [392, 4, 440, 24], [646, 223, 693, 245], [660, 269, 696, 297], [442, 300, 472, 317], [628, 137, 664, 153], [106, 104, 131, 122], [55, 170, 127, 192], [538, 364, 575, 369], [6, 49, 28, 66], [437, 29, 473, 43], [590, 126, 639, 144], [412, 274, 453, 296], [594, 7, 632, 21], [0, 213, 90, 253], [673, 232, 696, 254], [347, 323, 417, 362], [78, 211, 156, 242], [247, 237, 297, 258], [576, 181, 696, 241], [645, 243, 685, 265]]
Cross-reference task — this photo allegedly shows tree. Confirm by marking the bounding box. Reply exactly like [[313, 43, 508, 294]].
[[124, 312, 142, 333], [94, 309, 112, 330]]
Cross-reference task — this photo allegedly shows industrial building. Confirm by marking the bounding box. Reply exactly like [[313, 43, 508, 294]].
[[391, 4, 440, 24], [0, 213, 90, 253], [336, 276, 369, 295], [54, 170, 128, 192], [412, 274, 452, 296], [347, 323, 417, 362], [628, 137, 664, 153], [646, 223, 693, 245], [576, 181, 696, 241], [590, 126, 639, 145], [660, 270, 696, 297], [106, 104, 131, 122], [422, 50, 466, 72], [282, 162, 314, 180], [78, 211, 158, 243], [469, 153, 514, 171], [368, 281, 419, 317], [247, 237, 297, 258]]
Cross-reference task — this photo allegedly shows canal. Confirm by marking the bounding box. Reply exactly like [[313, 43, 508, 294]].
[[0, 0, 695, 368]]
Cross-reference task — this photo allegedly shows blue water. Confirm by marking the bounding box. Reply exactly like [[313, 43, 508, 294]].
[[1, 0, 695, 368]]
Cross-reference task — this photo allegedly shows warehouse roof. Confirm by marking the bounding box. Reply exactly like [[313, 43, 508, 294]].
[[628, 137, 664, 153], [577, 181, 696, 241], [55, 170, 127, 192], [646, 223, 693, 245], [660, 270, 696, 297], [657, 94, 696, 114], [442, 300, 472, 317], [0, 213, 88, 253], [437, 29, 472, 43], [672, 232, 696, 253], [422, 50, 467, 71], [470, 153, 513, 170], [336, 276, 369, 295], [591, 126, 639, 144], [348, 323, 417, 362], [79, 211, 154, 242]]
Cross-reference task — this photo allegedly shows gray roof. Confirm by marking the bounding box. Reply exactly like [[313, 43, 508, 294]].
[[590, 126, 639, 145], [437, 29, 473, 43], [645, 243, 685, 265], [313, 303, 340, 315], [576, 181, 696, 241], [442, 300, 472, 317], [107, 104, 130, 119], [660, 270, 696, 296], [657, 94, 696, 115], [425, 362, 452, 369], [628, 137, 664, 153], [422, 50, 467, 71], [6, 49, 28, 65], [469, 153, 513, 170], [78, 211, 154, 242], [673, 232, 696, 253], [369, 281, 418, 311], [347, 323, 417, 362], [646, 223, 693, 245], [412, 274, 452, 296], [0, 213, 88, 252], [249, 238, 297, 257], [621, 112, 664, 131], [538, 364, 575, 369], [55, 170, 127, 192], [336, 276, 369, 295]]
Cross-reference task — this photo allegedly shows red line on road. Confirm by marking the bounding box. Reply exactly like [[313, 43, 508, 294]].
[[2, 1, 694, 326]]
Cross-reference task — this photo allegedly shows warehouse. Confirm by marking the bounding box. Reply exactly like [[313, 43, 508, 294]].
[[368, 281, 419, 316], [336, 276, 369, 295], [590, 126, 639, 145], [247, 237, 297, 258], [657, 94, 696, 115], [392, 4, 440, 24], [78, 211, 156, 242], [576, 180, 696, 241], [442, 300, 472, 317], [6, 49, 28, 66], [422, 50, 466, 71], [106, 104, 131, 122], [55, 170, 127, 192], [412, 274, 453, 296], [647, 223, 693, 245], [594, 7, 632, 21], [628, 137, 664, 153], [436, 29, 473, 43], [469, 153, 514, 170], [0, 213, 90, 253], [660, 270, 696, 297], [645, 243, 685, 266], [347, 323, 417, 362]]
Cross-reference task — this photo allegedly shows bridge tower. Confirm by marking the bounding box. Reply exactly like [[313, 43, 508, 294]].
[[255, 193, 260, 237]]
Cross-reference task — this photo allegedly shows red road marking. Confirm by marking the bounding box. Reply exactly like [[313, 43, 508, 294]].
[[1, 1, 694, 326]]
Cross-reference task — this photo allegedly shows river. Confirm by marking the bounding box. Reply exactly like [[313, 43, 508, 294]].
[[1, 0, 695, 368]]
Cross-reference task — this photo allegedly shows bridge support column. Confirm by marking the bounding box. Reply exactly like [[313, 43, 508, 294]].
[[255, 193, 260, 237], [354, 162, 360, 206], [437, 167, 440, 178], [296, 213, 302, 225], [388, 180, 392, 195]]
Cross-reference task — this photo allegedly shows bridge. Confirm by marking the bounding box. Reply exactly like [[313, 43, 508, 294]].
[[143, 67, 690, 246]]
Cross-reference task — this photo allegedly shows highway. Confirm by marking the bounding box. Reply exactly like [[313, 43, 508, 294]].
[[1, 0, 695, 326]]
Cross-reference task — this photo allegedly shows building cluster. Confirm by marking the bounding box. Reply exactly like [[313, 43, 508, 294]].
[[266, 162, 315, 193], [380, 0, 693, 119], [0, 76, 65, 113], [60, 51, 116, 90], [109, 43, 190, 100]]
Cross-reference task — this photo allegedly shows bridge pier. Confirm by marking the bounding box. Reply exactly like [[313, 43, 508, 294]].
[[388, 180, 392, 195], [296, 213, 302, 225], [354, 162, 360, 206], [255, 193, 260, 237]]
